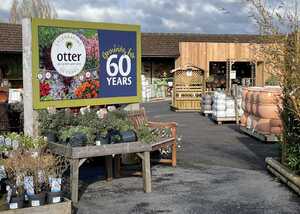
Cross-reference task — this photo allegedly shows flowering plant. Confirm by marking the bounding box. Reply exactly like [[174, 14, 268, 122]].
[[75, 80, 100, 99], [40, 82, 51, 97]]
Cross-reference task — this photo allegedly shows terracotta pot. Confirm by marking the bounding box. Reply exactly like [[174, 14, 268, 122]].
[[246, 90, 252, 104], [257, 104, 280, 119], [251, 91, 259, 104], [240, 113, 248, 126], [246, 101, 252, 114], [258, 90, 281, 104], [270, 126, 283, 135], [251, 103, 258, 116], [242, 88, 248, 102], [252, 116, 260, 129], [256, 118, 271, 134], [270, 119, 282, 127], [242, 100, 247, 111]]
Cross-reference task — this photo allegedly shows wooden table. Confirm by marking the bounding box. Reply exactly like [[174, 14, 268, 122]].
[[48, 141, 152, 203]]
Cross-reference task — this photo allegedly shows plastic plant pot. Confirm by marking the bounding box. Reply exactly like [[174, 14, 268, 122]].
[[28, 192, 46, 207], [8, 195, 24, 209], [46, 132, 58, 143], [47, 191, 63, 204], [120, 130, 137, 142]]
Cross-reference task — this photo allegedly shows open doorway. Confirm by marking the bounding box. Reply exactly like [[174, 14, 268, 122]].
[[231, 61, 255, 86], [208, 61, 226, 89], [208, 61, 255, 90]]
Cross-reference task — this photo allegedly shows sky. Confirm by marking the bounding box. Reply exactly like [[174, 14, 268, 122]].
[[0, 0, 258, 34]]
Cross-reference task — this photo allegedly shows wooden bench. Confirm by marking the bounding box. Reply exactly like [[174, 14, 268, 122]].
[[126, 107, 177, 167]]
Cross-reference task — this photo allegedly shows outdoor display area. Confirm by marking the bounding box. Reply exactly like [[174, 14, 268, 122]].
[[1, 0, 300, 212]]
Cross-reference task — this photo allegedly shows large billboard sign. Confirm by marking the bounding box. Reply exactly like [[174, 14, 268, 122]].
[[31, 18, 141, 109]]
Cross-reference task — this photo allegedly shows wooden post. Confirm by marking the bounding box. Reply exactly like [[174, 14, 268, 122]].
[[171, 127, 177, 167], [105, 155, 113, 181], [22, 18, 38, 137], [113, 155, 121, 178], [234, 85, 240, 125], [143, 151, 151, 193], [70, 159, 79, 203]]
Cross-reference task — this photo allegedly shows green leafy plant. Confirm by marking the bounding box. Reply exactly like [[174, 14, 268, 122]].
[[5, 133, 46, 150], [286, 143, 300, 173], [265, 74, 280, 86], [136, 124, 158, 144], [103, 110, 133, 133], [76, 109, 106, 136], [38, 109, 79, 136], [59, 126, 95, 144]]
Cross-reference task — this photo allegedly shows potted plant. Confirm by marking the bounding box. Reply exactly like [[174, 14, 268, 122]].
[[38, 109, 79, 142], [59, 126, 95, 147], [3, 152, 27, 209], [103, 110, 136, 144], [25, 153, 58, 207]]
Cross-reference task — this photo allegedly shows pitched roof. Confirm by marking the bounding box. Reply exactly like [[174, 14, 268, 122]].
[[0, 23, 261, 57], [142, 33, 262, 57], [0, 23, 22, 52]]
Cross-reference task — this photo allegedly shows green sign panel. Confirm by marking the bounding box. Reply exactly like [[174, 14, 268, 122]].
[[31, 18, 141, 109]]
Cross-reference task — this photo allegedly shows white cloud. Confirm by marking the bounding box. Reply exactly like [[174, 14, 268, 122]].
[[0, 0, 12, 11], [0, 0, 257, 34]]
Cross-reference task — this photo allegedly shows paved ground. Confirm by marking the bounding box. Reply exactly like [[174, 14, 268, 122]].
[[77, 101, 300, 214]]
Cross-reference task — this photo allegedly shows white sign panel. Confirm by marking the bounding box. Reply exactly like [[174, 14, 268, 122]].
[[51, 33, 86, 77], [230, 70, 236, 79]]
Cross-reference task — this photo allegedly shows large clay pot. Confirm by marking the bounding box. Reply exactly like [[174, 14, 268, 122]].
[[240, 113, 248, 126], [251, 103, 258, 116], [251, 90, 260, 104], [246, 90, 253, 104], [258, 90, 281, 105], [270, 126, 283, 135], [252, 116, 260, 129], [246, 101, 252, 114], [242, 88, 248, 102], [256, 118, 271, 134], [257, 104, 280, 119], [270, 119, 282, 127], [247, 115, 253, 129]]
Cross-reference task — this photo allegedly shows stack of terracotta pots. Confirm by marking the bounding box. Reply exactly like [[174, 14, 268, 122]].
[[240, 86, 282, 135]]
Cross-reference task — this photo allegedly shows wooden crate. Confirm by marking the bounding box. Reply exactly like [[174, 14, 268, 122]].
[[0, 198, 71, 214], [211, 115, 237, 125], [240, 126, 279, 142]]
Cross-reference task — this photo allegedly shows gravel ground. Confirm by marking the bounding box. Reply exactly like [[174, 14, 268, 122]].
[[77, 101, 300, 214]]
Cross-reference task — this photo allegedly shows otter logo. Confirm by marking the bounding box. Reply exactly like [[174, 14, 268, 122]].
[[51, 33, 86, 77]]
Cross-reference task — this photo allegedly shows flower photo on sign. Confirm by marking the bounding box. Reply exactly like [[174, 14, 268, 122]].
[[38, 26, 100, 101]]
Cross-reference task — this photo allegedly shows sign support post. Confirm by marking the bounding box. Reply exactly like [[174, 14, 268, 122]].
[[22, 18, 38, 137]]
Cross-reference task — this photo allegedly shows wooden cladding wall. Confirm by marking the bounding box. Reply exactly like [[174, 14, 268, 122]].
[[175, 42, 263, 76]]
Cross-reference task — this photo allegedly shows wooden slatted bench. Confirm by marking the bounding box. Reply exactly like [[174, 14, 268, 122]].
[[126, 107, 177, 167]]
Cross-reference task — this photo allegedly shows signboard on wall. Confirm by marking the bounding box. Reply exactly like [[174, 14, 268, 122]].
[[31, 18, 141, 109]]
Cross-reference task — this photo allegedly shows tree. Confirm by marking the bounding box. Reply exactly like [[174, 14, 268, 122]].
[[9, 0, 57, 24], [247, 0, 300, 171]]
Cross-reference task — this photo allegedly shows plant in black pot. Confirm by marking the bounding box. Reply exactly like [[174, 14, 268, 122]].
[[3, 152, 27, 209], [45, 155, 69, 204], [59, 126, 95, 147], [25, 153, 57, 207], [76, 109, 109, 145], [38, 109, 79, 143], [103, 110, 136, 144]]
